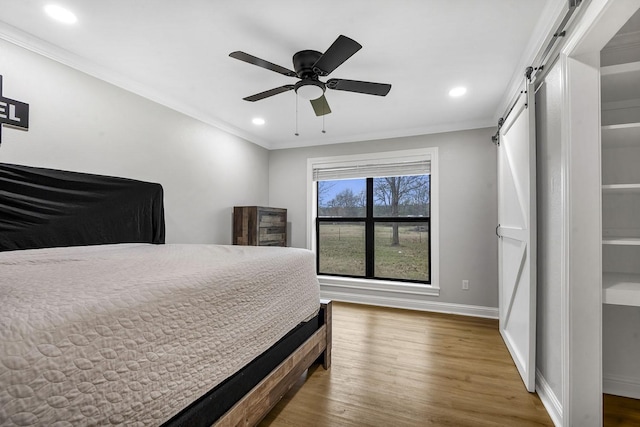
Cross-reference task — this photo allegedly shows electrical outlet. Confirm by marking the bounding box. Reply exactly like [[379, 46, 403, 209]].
[[462, 280, 469, 290]]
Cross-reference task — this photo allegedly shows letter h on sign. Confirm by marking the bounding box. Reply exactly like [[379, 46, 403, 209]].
[[0, 75, 30, 146]]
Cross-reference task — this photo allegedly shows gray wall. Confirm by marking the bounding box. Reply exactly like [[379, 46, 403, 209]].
[[0, 39, 269, 244], [535, 59, 563, 402], [269, 128, 499, 308]]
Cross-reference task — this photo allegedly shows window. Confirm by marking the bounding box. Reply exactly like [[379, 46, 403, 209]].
[[309, 148, 438, 289], [317, 176, 430, 283]]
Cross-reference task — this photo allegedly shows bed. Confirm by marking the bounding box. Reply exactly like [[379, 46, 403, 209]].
[[0, 163, 331, 426]]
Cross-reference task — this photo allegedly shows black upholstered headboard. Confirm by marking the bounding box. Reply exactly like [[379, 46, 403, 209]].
[[0, 163, 165, 251]]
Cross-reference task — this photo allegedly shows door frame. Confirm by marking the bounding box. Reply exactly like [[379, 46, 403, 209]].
[[559, 0, 640, 425]]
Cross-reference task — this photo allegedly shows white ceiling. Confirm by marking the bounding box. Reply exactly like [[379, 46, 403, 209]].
[[0, 0, 557, 149]]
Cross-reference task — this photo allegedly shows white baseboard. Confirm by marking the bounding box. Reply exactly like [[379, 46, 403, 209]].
[[604, 373, 640, 399], [536, 369, 562, 427], [319, 287, 498, 319]]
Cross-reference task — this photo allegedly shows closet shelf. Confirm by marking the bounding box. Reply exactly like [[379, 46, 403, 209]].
[[602, 237, 640, 245], [601, 64, 640, 103], [601, 61, 640, 76], [602, 122, 640, 146], [602, 184, 640, 193], [602, 122, 640, 130], [603, 272, 640, 306]]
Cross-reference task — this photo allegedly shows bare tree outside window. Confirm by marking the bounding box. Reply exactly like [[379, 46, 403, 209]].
[[317, 181, 336, 208], [374, 176, 430, 245], [318, 179, 366, 217]]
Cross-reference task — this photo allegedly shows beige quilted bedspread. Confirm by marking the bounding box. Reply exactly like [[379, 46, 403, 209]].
[[0, 244, 320, 426]]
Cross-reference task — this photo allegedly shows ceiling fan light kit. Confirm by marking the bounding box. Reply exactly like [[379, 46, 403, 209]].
[[229, 35, 391, 122], [294, 79, 325, 100]]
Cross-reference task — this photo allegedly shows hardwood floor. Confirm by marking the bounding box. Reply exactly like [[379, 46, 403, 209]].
[[260, 302, 553, 426], [260, 302, 640, 426], [604, 394, 640, 426]]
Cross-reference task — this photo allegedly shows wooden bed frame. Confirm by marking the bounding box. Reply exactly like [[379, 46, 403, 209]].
[[214, 299, 332, 427]]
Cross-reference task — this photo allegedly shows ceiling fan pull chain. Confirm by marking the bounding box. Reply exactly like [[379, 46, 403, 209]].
[[322, 110, 326, 134], [295, 93, 299, 136]]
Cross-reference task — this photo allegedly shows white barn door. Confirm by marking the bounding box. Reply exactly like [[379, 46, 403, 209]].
[[497, 83, 537, 392]]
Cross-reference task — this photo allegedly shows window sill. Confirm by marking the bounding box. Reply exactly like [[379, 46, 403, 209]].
[[317, 275, 440, 297]]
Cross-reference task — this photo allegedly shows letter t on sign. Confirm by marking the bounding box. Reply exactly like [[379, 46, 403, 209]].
[[0, 75, 30, 146]]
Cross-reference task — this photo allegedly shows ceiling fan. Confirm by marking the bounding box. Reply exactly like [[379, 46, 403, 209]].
[[229, 35, 391, 116]]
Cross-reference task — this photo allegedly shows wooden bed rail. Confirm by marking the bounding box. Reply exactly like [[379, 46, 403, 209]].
[[214, 300, 332, 427]]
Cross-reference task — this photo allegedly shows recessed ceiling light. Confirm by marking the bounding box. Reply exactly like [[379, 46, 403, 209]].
[[44, 4, 78, 24], [449, 87, 467, 97], [252, 118, 266, 126]]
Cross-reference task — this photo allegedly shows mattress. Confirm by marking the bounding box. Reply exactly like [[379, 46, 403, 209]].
[[0, 244, 320, 426]]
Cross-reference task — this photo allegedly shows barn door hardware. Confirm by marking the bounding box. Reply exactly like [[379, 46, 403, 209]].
[[491, 118, 504, 146]]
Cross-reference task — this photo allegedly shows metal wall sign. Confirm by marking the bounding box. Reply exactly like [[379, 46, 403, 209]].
[[0, 75, 30, 146]]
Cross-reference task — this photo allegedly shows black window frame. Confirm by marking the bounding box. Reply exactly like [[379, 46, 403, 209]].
[[316, 176, 431, 284]]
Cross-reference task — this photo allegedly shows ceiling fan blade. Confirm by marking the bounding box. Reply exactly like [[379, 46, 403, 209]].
[[243, 85, 295, 102], [326, 79, 391, 96], [312, 35, 362, 76], [310, 95, 332, 116], [229, 51, 297, 77]]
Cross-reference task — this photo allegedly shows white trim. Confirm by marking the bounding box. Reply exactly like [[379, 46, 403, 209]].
[[603, 373, 640, 399], [306, 162, 317, 254], [536, 369, 563, 427], [319, 275, 439, 296], [559, 1, 640, 425], [306, 147, 439, 290], [319, 286, 498, 319], [559, 53, 572, 427], [559, 51, 604, 427]]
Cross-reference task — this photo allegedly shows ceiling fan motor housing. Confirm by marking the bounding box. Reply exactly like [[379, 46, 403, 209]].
[[293, 50, 323, 78]]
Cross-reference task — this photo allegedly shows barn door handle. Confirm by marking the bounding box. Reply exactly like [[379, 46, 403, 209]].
[[496, 224, 501, 239]]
